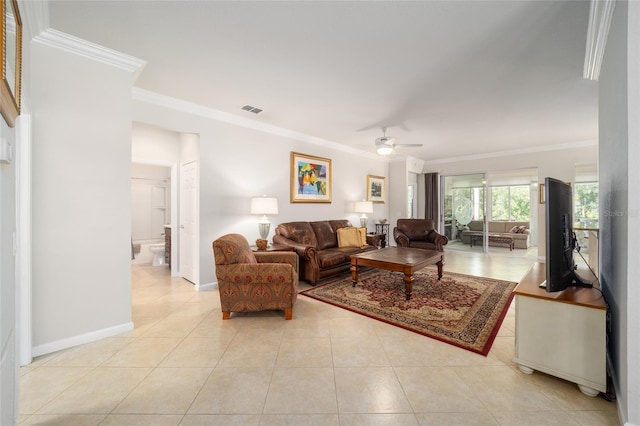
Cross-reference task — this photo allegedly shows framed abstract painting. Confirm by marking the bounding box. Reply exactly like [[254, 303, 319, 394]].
[[290, 152, 332, 203], [0, 0, 22, 127]]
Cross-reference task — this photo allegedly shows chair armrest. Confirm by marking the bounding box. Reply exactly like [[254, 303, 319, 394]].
[[426, 230, 449, 251], [393, 227, 410, 247], [254, 251, 298, 273]]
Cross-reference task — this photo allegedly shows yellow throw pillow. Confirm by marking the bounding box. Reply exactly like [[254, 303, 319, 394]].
[[358, 227, 367, 246], [337, 227, 363, 248]]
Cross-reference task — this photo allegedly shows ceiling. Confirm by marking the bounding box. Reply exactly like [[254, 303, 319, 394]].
[[47, 0, 598, 162]]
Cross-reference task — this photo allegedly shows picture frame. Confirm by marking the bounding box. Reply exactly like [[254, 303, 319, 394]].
[[290, 152, 332, 203], [539, 183, 545, 204], [0, 0, 22, 128], [366, 174, 386, 203]]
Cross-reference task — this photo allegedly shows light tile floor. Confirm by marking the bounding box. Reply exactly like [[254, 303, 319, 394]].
[[19, 249, 620, 425]]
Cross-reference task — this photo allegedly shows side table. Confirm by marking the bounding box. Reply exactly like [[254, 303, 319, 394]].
[[366, 233, 386, 248], [374, 223, 390, 246]]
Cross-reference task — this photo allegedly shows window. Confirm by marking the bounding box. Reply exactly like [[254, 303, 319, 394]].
[[490, 185, 530, 221], [407, 184, 415, 218], [574, 182, 598, 228]]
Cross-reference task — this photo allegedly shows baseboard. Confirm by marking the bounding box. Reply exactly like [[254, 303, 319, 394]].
[[31, 321, 134, 358], [196, 281, 217, 291]]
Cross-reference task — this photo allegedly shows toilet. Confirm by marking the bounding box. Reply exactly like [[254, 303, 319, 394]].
[[149, 243, 166, 266]]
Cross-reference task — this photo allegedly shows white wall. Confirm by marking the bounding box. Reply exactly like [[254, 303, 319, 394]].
[[132, 122, 181, 165], [598, 2, 639, 424], [133, 98, 388, 286], [30, 40, 135, 355], [388, 161, 408, 238]]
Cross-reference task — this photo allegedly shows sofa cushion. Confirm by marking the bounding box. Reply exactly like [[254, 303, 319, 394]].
[[358, 227, 367, 245], [488, 221, 506, 233], [337, 227, 364, 248], [311, 221, 337, 249], [509, 225, 519, 233], [467, 220, 484, 231], [329, 219, 353, 232], [397, 219, 435, 241], [316, 250, 347, 268]]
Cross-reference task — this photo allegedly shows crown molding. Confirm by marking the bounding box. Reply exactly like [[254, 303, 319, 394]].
[[423, 139, 598, 166], [132, 87, 381, 159], [34, 29, 147, 82], [583, 0, 616, 80]]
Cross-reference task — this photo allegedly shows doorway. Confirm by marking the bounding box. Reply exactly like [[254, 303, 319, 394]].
[[131, 164, 171, 265]]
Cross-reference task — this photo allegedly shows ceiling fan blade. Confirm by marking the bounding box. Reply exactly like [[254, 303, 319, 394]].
[[394, 143, 423, 148]]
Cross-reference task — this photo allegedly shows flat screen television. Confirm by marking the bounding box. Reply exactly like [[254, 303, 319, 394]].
[[543, 177, 593, 292]]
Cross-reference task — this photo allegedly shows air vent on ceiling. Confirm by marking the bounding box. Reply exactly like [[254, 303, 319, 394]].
[[241, 105, 263, 114]]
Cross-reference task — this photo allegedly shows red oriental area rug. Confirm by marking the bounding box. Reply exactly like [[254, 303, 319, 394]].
[[300, 268, 516, 356]]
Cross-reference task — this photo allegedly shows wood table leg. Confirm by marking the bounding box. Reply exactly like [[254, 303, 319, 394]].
[[403, 273, 414, 300], [351, 260, 358, 288], [436, 259, 443, 280]]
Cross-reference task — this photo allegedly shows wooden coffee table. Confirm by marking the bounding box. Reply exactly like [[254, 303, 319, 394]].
[[350, 247, 444, 300]]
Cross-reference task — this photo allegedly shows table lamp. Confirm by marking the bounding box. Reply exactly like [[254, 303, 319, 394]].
[[251, 196, 279, 240], [354, 200, 373, 228]]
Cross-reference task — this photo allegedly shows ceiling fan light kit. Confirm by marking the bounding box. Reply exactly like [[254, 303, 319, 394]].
[[374, 126, 423, 155], [376, 141, 394, 155]]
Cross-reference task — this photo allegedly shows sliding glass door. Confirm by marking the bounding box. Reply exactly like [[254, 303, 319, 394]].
[[441, 174, 487, 251]]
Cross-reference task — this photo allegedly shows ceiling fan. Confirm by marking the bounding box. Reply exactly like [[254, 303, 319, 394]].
[[375, 127, 423, 155]]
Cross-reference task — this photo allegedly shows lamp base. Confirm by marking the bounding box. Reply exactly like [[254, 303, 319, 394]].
[[360, 217, 368, 228], [258, 221, 270, 240]]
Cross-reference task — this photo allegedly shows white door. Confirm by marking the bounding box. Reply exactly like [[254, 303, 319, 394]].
[[0, 124, 17, 425], [180, 161, 198, 284]]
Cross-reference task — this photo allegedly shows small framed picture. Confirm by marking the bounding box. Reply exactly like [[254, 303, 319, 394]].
[[366, 175, 386, 203], [290, 152, 332, 203], [539, 183, 545, 204]]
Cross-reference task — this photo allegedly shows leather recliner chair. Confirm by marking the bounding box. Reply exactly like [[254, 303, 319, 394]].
[[393, 219, 449, 251]]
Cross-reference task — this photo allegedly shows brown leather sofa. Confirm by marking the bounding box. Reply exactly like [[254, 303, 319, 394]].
[[393, 219, 448, 251], [273, 220, 377, 284]]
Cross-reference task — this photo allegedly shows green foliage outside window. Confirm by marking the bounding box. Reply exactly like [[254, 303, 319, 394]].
[[490, 185, 530, 221], [574, 182, 599, 227], [491, 187, 509, 220], [510, 186, 530, 220]]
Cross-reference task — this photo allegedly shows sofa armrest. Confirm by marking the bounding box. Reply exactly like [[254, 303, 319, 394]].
[[393, 227, 410, 247], [273, 235, 317, 260], [255, 251, 298, 273]]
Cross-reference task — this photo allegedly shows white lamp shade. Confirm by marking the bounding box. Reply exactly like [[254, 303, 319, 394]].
[[251, 197, 279, 215], [354, 201, 373, 214]]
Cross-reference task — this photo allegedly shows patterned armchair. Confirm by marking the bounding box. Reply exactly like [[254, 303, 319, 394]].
[[212, 233, 299, 320]]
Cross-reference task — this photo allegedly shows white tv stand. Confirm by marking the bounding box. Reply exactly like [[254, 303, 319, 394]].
[[513, 263, 607, 396]]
